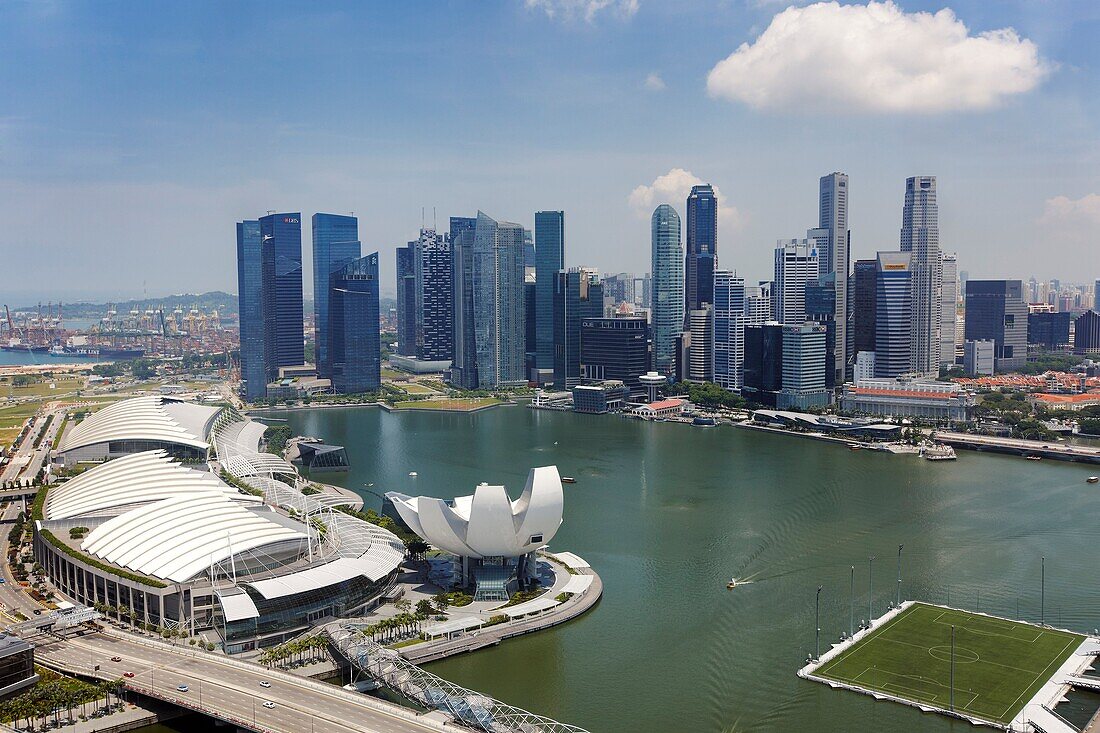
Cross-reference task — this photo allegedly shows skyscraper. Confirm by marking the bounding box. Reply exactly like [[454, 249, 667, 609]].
[[713, 271, 745, 391], [818, 173, 850, 383], [235, 220, 265, 401], [743, 323, 784, 407], [852, 259, 878, 356], [395, 244, 417, 357], [874, 251, 913, 378], [553, 268, 603, 387], [744, 283, 772, 327], [450, 217, 478, 388], [415, 228, 454, 362], [535, 211, 565, 381], [685, 184, 717, 314], [940, 252, 959, 368], [329, 253, 381, 394], [260, 213, 305, 382], [964, 280, 1027, 372], [650, 204, 683, 375], [779, 323, 829, 409], [900, 176, 942, 375], [472, 212, 527, 387], [773, 239, 819, 326], [311, 213, 360, 377], [806, 275, 837, 389], [579, 317, 650, 397], [686, 305, 714, 383]]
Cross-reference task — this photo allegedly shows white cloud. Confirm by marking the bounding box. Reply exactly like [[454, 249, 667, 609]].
[[1040, 193, 1100, 226], [525, 0, 639, 22], [707, 1, 1051, 114], [628, 168, 744, 230], [644, 73, 666, 91]]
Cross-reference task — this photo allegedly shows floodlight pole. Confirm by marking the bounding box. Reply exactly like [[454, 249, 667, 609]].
[[815, 585, 822, 661], [950, 624, 955, 712], [1041, 556, 1046, 626], [849, 565, 855, 638], [868, 556, 875, 624], [896, 544, 903, 608]]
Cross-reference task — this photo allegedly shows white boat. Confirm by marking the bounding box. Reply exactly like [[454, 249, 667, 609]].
[[408, 471, 418, 477], [921, 445, 956, 461], [1088, 476, 1099, 484]]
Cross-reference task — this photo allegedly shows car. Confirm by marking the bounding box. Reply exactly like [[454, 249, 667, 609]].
[[110, 656, 122, 662], [0, 578, 7, 583], [123, 672, 135, 678], [32, 609, 41, 615], [262, 701, 275, 709], [259, 680, 271, 688], [177, 684, 189, 692]]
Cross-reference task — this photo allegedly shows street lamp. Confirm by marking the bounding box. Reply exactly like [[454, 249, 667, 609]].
[[849, 565, 855, 638], [868, 556, 875, 624], [896, 544, 904, 608], [1041, 556, 1046, 626], [815, 585, 823, 661]]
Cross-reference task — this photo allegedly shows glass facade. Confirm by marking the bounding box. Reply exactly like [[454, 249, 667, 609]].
[[685, 185, 717, 313], [852, 259, 878, 355], [260, 213, 305, 382], [579, 317, 650, 397], [396, 244, 417, 356], [236, 220, 266, 401], [535, 211, 565, 375], [472, 212, 526, 387], [312, 214, 360, 377], [413, 228, 453, 361], [963, 280, 1028, 371], [449, 217, 479, 389], [330, 253, 381, 394], [713, 271, 745, 391], [651, 204, 683, 375], [553, 269, 603, 387], [875, 252, 913, 378]]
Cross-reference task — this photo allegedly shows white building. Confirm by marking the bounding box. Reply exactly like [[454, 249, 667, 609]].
[[900, 176, 943, 376], [841, 377, 974, 422], [713, 271, 746, 391], [773, 240, 820, 327], [854, 351, 876, 383], [940, 252, 959, 367], [964, 339, 995, 376], [687, 304, 714, 383]]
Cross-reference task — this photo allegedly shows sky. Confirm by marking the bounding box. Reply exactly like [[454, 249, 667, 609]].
[[1, 0, 1099, 304]]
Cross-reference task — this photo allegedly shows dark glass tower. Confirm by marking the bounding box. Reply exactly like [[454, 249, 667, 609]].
[[330, 253, 381, 394], [395, 244, 417, 357], [964, 280, 1027, 372], [236, 220, 266, 401], [416, 228, 453, 361], [852, 259, 878, 355], [552, 269, 603, 387], [449, 217, 478, 389], [260, 213, 305, 382], [579, 317, 650, 397], [805, 276, 837, 389], [311, 214, 360, 377], [685, 184, 717, 313], [535, 211, 565, 378]]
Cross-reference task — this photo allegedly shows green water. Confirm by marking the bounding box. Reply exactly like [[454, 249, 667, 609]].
[[165, 406, 1100, 732]]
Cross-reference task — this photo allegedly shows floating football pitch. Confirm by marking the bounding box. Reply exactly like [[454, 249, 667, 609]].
[[812, 603, 1084, 726]]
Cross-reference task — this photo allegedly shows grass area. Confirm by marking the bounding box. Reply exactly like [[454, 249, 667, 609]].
[[392, 397, 500, 411], [381, 368, 404, 380], [814, 603, 1084, 725], [388, 637, 426, 650], [1, 377, 83, 398], [397, 382, 438, 395]]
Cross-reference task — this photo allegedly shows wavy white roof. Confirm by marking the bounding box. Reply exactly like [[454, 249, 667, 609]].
[[45, 450, 255, 521], [82, 494, 306, 583], [59, 396, 221, 455], [387, 466, 563, 559]]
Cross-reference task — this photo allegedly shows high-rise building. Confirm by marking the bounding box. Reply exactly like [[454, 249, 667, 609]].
[[818, 172, 850, 384], [744, 283, 772, 327], [579, 317, 650, 397], [1075, 311, 1100, 354], [395, 244, 417, 357], [449, 216, 478, 388], [553, 268, 603, 387], [743, 323, 784, 407], [779, 323, 829, 410], [311, 213, 360, 377], [535, 211, 565, 380], [900, 176, 942, 375], [963, 339, 995, 377], [472, 212, 527, 387], [805, 276, 837, 389], [773, 239, 819, 326], [713, 271, 746, 392], [415, 228, 454, 362], [685, 184, 717, 314], [260, 213, 305, 382], [651, 204, 683, 375], [940, 252, 958, 368], [235, 220, 266, 401], [964, 280, 1028, 372], [852, 259, 878, 356], [686, 304, 714, 383], [525, 274, 537, 378], [1027, 311, 1071, 350], [329, 253, 380, 394], [874, 252, 913, 378]]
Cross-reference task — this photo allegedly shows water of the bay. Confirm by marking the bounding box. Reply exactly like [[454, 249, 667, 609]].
[[162, 405, 1100, 732]]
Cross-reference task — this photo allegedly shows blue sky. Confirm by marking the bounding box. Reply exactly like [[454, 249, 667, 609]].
[[1, 0, 1098, 303]]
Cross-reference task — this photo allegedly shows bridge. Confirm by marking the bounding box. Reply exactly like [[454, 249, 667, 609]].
[[933, 431, 1100, 464]]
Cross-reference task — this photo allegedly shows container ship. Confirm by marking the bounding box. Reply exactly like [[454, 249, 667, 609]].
[[48, 345, 146, 360]]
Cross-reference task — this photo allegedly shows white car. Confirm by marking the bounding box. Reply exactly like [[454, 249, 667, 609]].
[[259, 680, 271, 688], [177, 684, 189, 693], [262, 701, 275, 709]]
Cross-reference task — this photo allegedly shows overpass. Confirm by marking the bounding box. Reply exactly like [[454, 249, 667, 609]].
[[932, 431, 1100, 464]]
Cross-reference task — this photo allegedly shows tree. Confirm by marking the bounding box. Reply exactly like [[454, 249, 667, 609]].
[[415, 599, 434, 618], [432, 593, 449, 614]]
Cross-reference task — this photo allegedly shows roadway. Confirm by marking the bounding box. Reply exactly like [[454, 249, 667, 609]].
[[1, 403, 67, 485], [33, 629, 453, 733], [933, 431, 1100, 464], [0, 498, 42, 621]]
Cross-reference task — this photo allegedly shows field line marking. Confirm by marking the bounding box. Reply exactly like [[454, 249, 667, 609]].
[[996, 636, 1078, 721], [879, 635, 1046, 676]]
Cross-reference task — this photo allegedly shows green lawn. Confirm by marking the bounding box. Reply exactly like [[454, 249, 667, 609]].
[[398, 382, 437, 395], [391, 397, 500, 411], [814, 603, 1083, 725]]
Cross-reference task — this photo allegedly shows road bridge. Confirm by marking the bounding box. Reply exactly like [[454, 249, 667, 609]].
[[933, 431, 1100, 464]]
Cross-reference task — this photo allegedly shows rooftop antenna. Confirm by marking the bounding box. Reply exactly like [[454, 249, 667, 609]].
[[433, 207, 437, 231], [421, 206, 425, 230]]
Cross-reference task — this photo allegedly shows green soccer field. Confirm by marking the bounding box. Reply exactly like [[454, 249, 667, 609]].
[[814, 603, 1084, 725]]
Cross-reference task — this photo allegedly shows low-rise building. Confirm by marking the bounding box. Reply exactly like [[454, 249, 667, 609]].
[[572, 381, 630, 414], [630, 398, 685, 420], [841, 377, 975, 422], [0, 635, 37, 699], [1028, 392, 1100, 412], [963, 340, 995, 377]]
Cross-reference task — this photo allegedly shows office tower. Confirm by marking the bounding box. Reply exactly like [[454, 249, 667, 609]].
[[312, 213, 360, 376], [713, 271, 746, 391], [964, 280, 1028, 372], [1027, 278, 1039, 304], [525, 275, 537, 378], [472, 212, 527, 387], [743, 323, 784, 407], [773, 239, 819, 326], [417, 228, 454, 361], [874, 252, 913, 378], [805, 276, 837, 389], [651, 204, 684, 375], [900, 176, 942, 375], [395, 244, 417, 357], [852, 259, 877, 356], [535, 211, 565, 381], [1095, 279, 1100, 309], [685, 184, 717, 313], [523, 228, 535, 268], [449, 217, 478, 388], [1027, 312, 1071, 350], [1075, 311, 1100, 354], [236, 220, 266, 401], [603, 273, 637, 308], [553, 268, 603, 387], [686, 304, 714, 382], [637, 274, 652, 309], [329, 253, 380, 393], [580, 317, 649, 397], [779, 323, 829, 409], [940, 252, 958, 368], [818, 172, 850, 384], [260, 213, 305, 382], [963, 339, 995, 377], [744, 283, 772, 327]]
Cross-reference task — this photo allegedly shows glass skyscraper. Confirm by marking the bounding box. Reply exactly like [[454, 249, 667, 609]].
[[472, 212, 527, 387], [900, 175, 942, 376], [818, 173, 850, 384], [874, 251, 913, 378], [236, 220, 266, 401], [552, 268, 602, 387], [414, 228, 453, 361], [650, 204, 683, 375], [535, 211, 565, 380], [713, 271, 745, 391], [330, 253, 381, 394], [685, 184, 717, 314], [395, 244, 417, 357], [311, 214, 360, 377], [260, 213, 305, 382], [449, 217, 478, 389]]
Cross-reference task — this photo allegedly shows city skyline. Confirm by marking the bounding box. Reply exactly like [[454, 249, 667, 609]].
[[2, 1, 1099, 303]]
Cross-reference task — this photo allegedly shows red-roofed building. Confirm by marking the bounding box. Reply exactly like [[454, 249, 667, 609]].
[[630, 398, 685, 420], [1028, 392, 1100, 412], [842, 377, 975, 422]]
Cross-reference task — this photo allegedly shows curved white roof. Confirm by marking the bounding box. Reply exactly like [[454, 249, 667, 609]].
[[59, 396, 221, 455], [387, 466, 563, 559], [82, 494, 306, 583], [44, 450, 255, 521]]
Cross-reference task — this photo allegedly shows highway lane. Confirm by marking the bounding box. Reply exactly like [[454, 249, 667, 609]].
[[34, 630, 453, 733]]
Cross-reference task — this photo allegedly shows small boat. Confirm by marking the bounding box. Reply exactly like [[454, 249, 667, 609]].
[[561, 476, 577, 484], [408, 471, 418, 477], [727, 578, 738, 590], [849, 444, 862, 451], [1088, 476, 1099, 484], [1025, 456, 1041, 461]]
